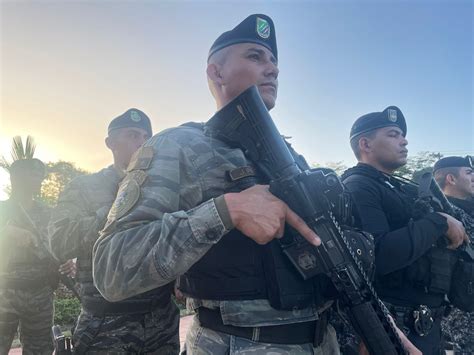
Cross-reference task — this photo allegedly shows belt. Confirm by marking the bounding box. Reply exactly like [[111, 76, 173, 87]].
[[197, 307, 328, 347], [386, 303, 446, 320], [82, 296, 168, 316], [386, 302, 445, 337]]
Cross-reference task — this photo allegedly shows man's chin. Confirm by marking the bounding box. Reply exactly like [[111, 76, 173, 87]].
[[262, 96, 276, 110]]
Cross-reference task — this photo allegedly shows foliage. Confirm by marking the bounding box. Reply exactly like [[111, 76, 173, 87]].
[[0, 135, 37, 173], [54, 296, 81, 325], [40, 161, 89, 206], [311, 161, 349, 176], [395, 151, 443, 181]]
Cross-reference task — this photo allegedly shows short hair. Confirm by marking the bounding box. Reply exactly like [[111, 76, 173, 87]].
[[207, 46, 230, 66], [350, 130, 377, 160], [207, 47, 231, 99], [434, 167, 460, 189]]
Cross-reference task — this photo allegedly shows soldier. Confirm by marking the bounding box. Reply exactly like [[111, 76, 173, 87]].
[[434, 156, 474, 353], [93, 15, 420, 355], [48, 109, 179, 354], [0, 137, 73, 354], [434, 156, 474, 213], [342, 107, 469, 354], [93, 14, 344, 354]]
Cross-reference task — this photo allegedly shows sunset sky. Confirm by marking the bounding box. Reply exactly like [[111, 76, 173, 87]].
[[1, 0, 472, 200]]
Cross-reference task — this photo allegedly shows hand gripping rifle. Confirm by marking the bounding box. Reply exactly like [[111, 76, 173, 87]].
[[207, 86, 407, 355], [415, 172, 474, 311], [417, 171, 474, 239]]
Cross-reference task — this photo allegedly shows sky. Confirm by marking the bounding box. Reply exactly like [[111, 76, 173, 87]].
[[0, 0, 473, 199]]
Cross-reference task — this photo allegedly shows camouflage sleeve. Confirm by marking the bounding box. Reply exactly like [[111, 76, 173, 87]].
[[47, 180, 107, 261], [93, 130, 230, 302]]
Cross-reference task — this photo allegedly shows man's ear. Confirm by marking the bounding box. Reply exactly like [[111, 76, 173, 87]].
[[207, 63, 223, 84], [359, 137, 372, 154], [446, 173, 457, 186], [105, 136, 113, 150]]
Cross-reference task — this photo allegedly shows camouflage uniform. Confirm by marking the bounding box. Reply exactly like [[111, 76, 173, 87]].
[[48, 166, 179, 354], [94, 125, 339, 354], [441, 197, 474, 353], [0, 199, 56, 354]]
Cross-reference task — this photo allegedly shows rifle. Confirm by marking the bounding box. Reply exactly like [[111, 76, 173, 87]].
[[207, 85, 406, 355], [52, 325, 73, 354], [16, 202, 81, 300]]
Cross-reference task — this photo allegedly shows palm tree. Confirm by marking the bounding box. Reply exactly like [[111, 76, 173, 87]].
[[0, 135, 37, 172]]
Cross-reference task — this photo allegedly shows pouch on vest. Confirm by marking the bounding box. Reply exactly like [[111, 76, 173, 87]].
[[404, 247, 457, 294], [449, 245, 474, 312]]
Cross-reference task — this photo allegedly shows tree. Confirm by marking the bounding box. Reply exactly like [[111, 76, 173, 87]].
[[40, 161, 89, 206], [311, 161, 349, 176], [395, 151, 443, 181]]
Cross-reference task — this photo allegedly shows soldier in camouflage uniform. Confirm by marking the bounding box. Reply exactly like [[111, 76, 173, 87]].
[[92, 14, 345, 355], [434, 156, 474, 354], [48, 109, 179, 354], [0, 155, 59, 354]]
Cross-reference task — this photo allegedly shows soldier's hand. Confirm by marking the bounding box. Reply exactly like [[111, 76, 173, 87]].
[[358, 315, 422, 355], [2, 224, 35, 247], [59, 259, 76, 277], [390, 315, 422, 355], [224, 185, 320, 246], [438, 213, 469, 249]]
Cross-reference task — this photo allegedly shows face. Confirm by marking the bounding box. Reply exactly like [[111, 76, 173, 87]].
[[107, 127, 150, 168], [218, 43, 279, 109], [11, 169, 44, 196], [365, 126, 408, 172], [452, 167, 474, 199]]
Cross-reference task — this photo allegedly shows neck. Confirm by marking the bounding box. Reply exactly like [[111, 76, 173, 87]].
[[112, 154, 127, 172], [10, 191, 34, 209], [215, 96, 229, 111], [359, 158, 396, 175], [443, 187, 469, 200]]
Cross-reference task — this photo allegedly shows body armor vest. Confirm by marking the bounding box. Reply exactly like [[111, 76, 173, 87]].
[[179, 168, 330, 311]]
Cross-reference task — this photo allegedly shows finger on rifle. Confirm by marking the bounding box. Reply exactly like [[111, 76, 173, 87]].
[[285, 206, 320, 246]]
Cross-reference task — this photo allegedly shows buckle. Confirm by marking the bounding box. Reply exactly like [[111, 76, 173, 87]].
[[413, 305, 433, 337]]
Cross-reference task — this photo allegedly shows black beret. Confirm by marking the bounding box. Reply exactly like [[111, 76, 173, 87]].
[[350, 106, 407, 141], [108, 108, 152, 137], [208, 14, 277, 61], [10, 158, 46, 179], [434, 156, 473, 172]]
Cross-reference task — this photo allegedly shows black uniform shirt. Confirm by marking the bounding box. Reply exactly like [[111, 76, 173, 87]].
[[342, 163, 449, 306], [447, 196, 474, 217]]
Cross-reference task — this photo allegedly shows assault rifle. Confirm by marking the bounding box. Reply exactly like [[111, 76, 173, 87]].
[[207, 86, 407, 355]]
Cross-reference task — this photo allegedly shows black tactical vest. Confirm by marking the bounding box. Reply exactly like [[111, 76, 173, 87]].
[[178, 162, 331, 311]]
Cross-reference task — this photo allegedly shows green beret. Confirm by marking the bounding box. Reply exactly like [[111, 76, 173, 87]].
[[108, 108, 152, 137], [208, 14, 277, 61], [10, 158, 46, 179], [434, 156, 473, 172], [350, 106, 407, 141]]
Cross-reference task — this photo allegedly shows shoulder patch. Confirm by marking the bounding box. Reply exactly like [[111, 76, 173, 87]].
[[127, 146, 154, 172], [108, 178, 141, 221], [129, 169, 148, 186]]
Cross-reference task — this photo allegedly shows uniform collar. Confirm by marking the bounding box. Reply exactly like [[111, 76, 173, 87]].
[[447, 195, 474, 215]]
